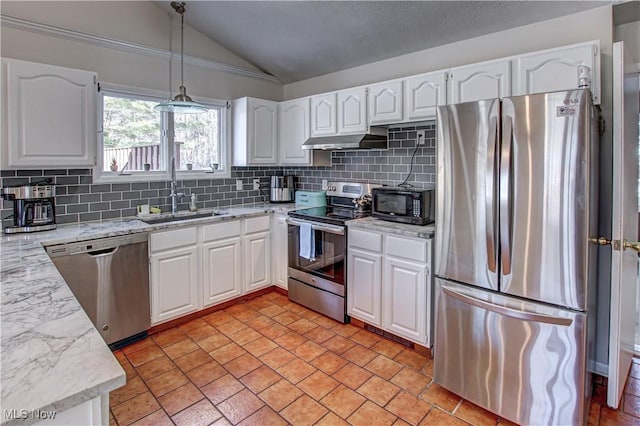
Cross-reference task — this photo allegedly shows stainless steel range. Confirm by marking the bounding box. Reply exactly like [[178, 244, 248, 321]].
[[287, 182, 379, 323]]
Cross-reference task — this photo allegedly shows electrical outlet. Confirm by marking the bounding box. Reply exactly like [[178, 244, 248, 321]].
[[322, 179, 328, 190], [236, 179, 243, 191], [416, 130, 426, 145], [253, 178, 260, 190]]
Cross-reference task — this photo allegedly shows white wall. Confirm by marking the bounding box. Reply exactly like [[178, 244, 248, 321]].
[[0, 1, 283, 101], [615, 21, 640, 64]]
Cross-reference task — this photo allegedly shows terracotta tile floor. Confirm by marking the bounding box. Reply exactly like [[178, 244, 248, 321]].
[[109, 292, 640, 425]]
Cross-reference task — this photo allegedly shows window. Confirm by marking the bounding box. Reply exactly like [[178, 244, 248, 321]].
[[95, 84, 229, 182]]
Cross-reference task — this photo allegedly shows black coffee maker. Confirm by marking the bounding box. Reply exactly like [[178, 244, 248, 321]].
[[1, 183, 57, 233]]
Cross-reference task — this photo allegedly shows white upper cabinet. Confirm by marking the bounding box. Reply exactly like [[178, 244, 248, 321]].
[[404, 71, 447, 121], [337, 87, 368, 134], [279, 98, 311, 165], [513, 41, 600, 103], [2, 58, 97, 168], [310, 93, 337, 136], [448, 59, 511, 104], [233, 97, 278, 166], [369, 80, 403, 125]]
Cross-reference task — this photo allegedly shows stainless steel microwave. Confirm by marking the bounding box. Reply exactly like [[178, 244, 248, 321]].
[[371, 187, 435, 225]]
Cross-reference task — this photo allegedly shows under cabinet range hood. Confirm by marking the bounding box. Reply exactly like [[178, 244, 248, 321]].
[[302, 126, 388, 150]]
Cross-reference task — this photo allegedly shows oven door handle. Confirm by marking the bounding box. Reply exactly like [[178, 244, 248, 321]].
[[286, 218, 345, 235]]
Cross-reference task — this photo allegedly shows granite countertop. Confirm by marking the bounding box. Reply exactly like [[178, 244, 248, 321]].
[[0, 203, 292, 425], [348, 216, 435, 239]]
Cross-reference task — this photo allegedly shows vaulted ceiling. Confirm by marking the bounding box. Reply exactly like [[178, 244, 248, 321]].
[[156, 1, 609, 84]]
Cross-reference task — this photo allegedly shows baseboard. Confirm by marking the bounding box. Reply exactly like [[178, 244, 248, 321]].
[[589, 360, 609, 377]]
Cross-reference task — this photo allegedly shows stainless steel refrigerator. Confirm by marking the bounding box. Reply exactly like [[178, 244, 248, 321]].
[[434, 89, 599, 426]]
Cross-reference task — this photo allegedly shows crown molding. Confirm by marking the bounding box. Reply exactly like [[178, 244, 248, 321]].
[[0, 14, 281, 83]]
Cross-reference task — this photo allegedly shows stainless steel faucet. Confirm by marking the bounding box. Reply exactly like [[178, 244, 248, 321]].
[[169, 156, 184, 214]]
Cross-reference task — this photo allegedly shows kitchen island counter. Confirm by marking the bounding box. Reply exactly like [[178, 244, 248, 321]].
[[348, 216, 435, 239]]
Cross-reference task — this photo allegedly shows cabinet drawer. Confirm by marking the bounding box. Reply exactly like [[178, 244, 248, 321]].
[[349, 228, 382, 253], [202, 220, 241, 242], [244, 215, 270, 234], [385, 235, 428, 264], [150, 227, 197, 252]]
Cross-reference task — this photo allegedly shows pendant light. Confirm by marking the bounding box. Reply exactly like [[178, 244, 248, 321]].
[[155, 1, 207, 114]]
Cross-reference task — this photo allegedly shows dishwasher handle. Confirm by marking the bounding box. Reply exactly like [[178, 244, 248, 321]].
[[87, 247, 118, 257]]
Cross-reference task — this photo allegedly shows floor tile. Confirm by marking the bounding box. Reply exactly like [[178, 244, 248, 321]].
[[273, 311, 302, 326], [347, 400, 397, 426], [228, 305, 261, 322], [245, 314, 276, 330], [110, 376, 149, 407], [422, 358, 434, 378], [260, 346, 297, 369], [276, 357, 317, 383], [349, 329, 382, 348], [122, 337, 155, 355], [624, 393, 640, 418], [145, 368, 189, 398], [157, 382, 204, 416], [237, 405, 287, 426], [259, 304, 287, 317], [224, 353, 263, 378], [173, 348, 212, 372], [293, 340, 327, 361], [152, 328, 188, 348], [120, 360, 138, 380], [245, 297, 275, 310], [243, 336, 279, 357], [454, 400, 499, 426], [304, 326, 336, 344], [172, 398, 222, 426], [288, 318, 318, 334], [357, 375, 401, 406], [217, 388, 265, 424], [185, 360, 226, 388], [126, 344, 165, 367], [200, 374, 245, 404], [589, 402, 601, 426], [240, 365, 282, 393], [420, 382, 462, 413], [386, 390, 432, 425], [210, 342, 247, 364], [394, 349, 429, 371], [342, 344, 378, 367], [280, 394, 328, 426], [216, 318, 248, 336], [330, 323, 359, 338], [311, 351, 349, 375], [129, 409, 173, 426], [230, 327, 263, 345], [320, 384, 366, 419], [322, 335, 356, 354], [258, 379, 304, 411], [210, 417, 233, 426], [421, 407, 468, 426], [259, 322, 290, 339], [298, 370, 340, 400], [196, 332, 232, 352], [274, 331, 307, 350], [185, 324, 218, 342], [390, 367, 432, 396], [135, 356, 176, 381], [371, 339, 405, 359], [202, 310, 235, 326], [315, 411, 350, 426], [177, 317, 208, 332], [111, 391, 161, 425], [365, 354, 403, 380], [163, 338, 200, 360], [313, 315, 341, 328], [332, 362, 373, 389]]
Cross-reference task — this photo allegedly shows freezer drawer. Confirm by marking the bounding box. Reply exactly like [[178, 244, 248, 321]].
[[434, 279, 589, 426]]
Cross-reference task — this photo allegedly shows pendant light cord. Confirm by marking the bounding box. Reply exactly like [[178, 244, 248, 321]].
[[180, 11, 184, 88]]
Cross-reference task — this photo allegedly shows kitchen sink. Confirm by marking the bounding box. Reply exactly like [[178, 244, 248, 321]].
[[139, 211, 227, 224]]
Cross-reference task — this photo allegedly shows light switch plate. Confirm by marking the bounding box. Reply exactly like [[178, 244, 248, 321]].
[[322, 179, 328, 190], [236, 180, 243, 191], [253, 179, 260, 190], [417, 130, 426, 145]]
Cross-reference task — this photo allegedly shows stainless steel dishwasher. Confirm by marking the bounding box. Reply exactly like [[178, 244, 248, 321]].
[[46, 232, 150, 348]]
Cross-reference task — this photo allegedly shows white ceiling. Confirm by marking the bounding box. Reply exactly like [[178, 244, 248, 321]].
[[157, 1, 609, 84]]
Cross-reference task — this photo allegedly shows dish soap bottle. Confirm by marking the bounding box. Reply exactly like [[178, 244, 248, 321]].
[[189, 193, 197, 212]]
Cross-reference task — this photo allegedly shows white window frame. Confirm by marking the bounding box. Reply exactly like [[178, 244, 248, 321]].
[[94, 82, 231, 183]]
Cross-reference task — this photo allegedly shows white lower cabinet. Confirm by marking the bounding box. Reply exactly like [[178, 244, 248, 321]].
[[347, 248, 382, 326], [150, 243, 199, 324], [149, 214, 273, 325], [347, 227, 432, 346]]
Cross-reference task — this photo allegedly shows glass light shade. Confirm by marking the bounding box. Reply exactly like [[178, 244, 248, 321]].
[[155, 86, 208, 114]]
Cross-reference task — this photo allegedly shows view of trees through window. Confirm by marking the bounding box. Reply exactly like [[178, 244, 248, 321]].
[[102, 94, 220, 172]]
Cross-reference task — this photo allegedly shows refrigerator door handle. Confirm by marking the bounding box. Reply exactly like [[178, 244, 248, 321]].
[[500, 114, 513, 276], [485, 115, 498, 274], [442, 287, 573, 326]]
